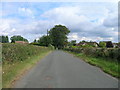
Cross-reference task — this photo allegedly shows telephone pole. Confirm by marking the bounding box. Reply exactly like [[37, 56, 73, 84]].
[[47, 29, 49, 36]]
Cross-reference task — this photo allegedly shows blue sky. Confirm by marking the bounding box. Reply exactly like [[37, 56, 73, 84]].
[[0, 1, 118, 42]]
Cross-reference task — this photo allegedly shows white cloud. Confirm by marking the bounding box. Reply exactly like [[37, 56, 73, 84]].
[[0, 18, 55, 42], [41, 4, 118, 42], [0, 19, 18, 35], [1, 2, 118, 42], [18, 7, 34, 18]]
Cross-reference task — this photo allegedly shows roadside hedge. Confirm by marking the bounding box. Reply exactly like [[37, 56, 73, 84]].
[[2, 43, 51, 63], [64, 47, 120, 61]]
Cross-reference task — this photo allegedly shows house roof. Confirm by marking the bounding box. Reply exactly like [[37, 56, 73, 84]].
[[76, 42, 98, 46], [15, 41, 28, 44]]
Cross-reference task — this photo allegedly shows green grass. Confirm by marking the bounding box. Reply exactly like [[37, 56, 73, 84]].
[[2, 43, 53, 88], [0, 66, 2, 89], [67, 51, 119, 78], [3, 50, 52, 88]]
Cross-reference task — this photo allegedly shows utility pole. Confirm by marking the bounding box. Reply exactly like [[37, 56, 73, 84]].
[[47, 29, 49, 36]]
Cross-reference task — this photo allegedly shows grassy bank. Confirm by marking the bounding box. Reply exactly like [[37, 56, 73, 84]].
[[2, 43, 52, 88], [66, 51, 119, 78]]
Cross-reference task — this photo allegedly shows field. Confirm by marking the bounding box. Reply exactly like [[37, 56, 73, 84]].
[[2, 43, 52, 88]]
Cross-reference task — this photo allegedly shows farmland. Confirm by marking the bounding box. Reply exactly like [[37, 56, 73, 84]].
[[2, 43, 52, 88]]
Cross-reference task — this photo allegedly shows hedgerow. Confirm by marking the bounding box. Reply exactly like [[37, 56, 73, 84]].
[[2, 43, 51, 63], [64, 47, 119, 61]]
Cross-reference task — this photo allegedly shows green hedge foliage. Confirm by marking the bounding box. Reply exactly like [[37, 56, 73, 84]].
[[64, 47, 119, 61], [2, 43, 51, 63]]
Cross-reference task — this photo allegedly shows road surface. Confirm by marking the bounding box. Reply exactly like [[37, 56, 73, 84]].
[[14, 50, 118, 88]]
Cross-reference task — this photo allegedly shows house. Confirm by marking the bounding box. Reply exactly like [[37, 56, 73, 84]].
[[76, 42, 98, 47], [15, 41, 28, 44], [113, 43, 120, 48]]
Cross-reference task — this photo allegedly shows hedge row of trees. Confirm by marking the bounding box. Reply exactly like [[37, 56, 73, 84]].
[[0, 35, 28, 43], [0, 36, 9, 43], [10, 36, 28, 43], [64, 47, 120, 62]]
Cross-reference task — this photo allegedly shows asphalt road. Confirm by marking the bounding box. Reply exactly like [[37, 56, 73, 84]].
[[14, 50, 118, 88]]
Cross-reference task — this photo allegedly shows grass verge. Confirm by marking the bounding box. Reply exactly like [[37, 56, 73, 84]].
[[66, 51, 119, 78], [2, 50, 52, 88]]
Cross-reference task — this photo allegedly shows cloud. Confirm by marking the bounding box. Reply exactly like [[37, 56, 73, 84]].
[[1, 2, 118, 42], [18, 7, 35, 18], [41, 6, 95, 32], [0, 18, 55, 42], [103, 11, 118, 27], [0, 19, 18, 35], [41, 4, 118, 42]]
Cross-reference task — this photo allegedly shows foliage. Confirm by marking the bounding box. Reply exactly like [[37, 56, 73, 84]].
[[2, 43, 51, 63], [10, 35, 28, 43], [80, 44, 95, 48], [48, 44, 55, 50], [70, 52, 119, 78], [106, 41, 114, 48], [68, 40, 76, 48], [64, 47, 119, 62], [49, 25, 70, 49], [29, 42, 40, 46], [38, 35, 52, 46], [2, 43, 52, 88], [71, 46, 78, 49], [33, 39, 37, 43], [99, 42, 106, 48], [70, 40, 76, 46], [65, 47, 120, 78], [0, 36, 9, 43]]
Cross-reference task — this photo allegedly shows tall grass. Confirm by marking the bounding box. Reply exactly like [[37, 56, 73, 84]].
[[76, 53, 119, 78]]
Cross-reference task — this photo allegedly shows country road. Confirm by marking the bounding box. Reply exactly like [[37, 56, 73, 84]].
[[14, 50, 118, 88]]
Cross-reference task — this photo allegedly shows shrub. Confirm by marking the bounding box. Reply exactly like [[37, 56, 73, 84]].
[[48, 44, 54, 50], [2, 43, 51, 64], [99, 42, 106, 48], [64, 47, 119, 62]]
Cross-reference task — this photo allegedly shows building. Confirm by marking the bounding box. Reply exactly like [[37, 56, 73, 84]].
[[113, 43, 120, 48], [15, 41, 28, 44], [76, 42, 98, 47]]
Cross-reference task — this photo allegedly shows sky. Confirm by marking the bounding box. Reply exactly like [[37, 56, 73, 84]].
[[0, 1, 119, 43]]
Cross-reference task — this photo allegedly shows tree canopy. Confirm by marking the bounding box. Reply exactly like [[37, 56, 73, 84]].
[[38, 35, 52, 46], [10, 35, 28, 43], [49, 25, 70, 49], [0, 36, 9, 43], [99, 42, 106, 48]]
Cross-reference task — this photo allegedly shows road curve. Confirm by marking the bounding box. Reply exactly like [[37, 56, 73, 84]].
[[14, 50, 118, 88]]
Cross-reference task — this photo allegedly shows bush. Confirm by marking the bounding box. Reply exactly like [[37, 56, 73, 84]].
[[64, 47, 119, 62], [2, 43, 51, 63], [99, 42, 106, 48], [48, 44, 54, 50]]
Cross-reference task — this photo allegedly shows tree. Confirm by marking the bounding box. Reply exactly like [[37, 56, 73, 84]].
[[67, 40, 76, 48], [49, 25, 70, 49], [34, 39, 37, 43], [10, 35, 28, 43], [0, 36, 9, 43], [99, 42, 106, 48], [70, 40, 76, 46], [38, 35, 52, 46]]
